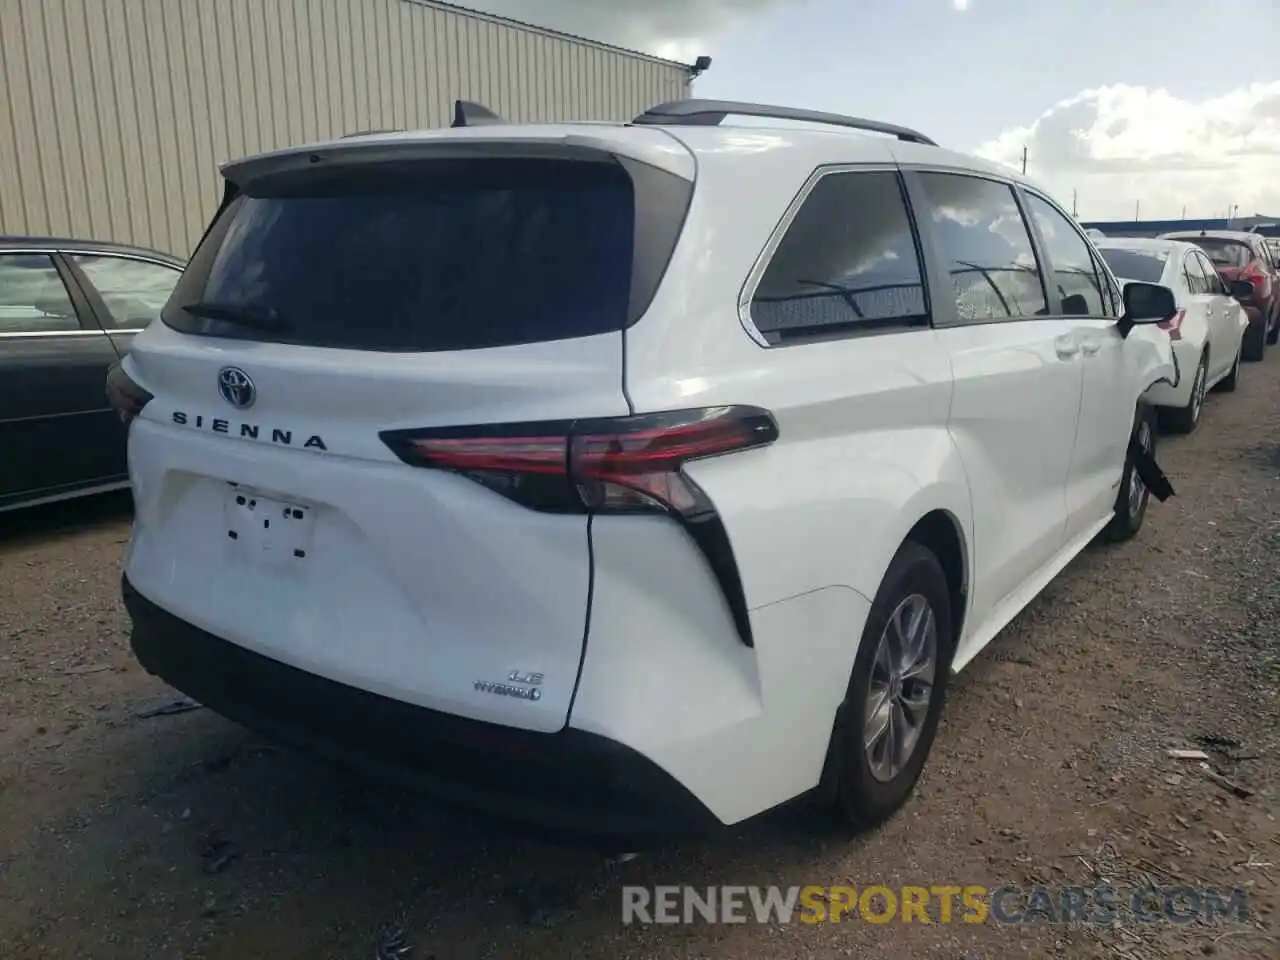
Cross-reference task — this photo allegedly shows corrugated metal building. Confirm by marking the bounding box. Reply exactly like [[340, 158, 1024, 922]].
[[0, 0, 693, 257]]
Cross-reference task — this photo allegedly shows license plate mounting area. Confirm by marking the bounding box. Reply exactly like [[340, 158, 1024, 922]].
[[224, 483, 316, 566]]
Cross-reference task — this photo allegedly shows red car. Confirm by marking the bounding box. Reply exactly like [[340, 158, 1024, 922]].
[[1160, 229, 1280, 360]]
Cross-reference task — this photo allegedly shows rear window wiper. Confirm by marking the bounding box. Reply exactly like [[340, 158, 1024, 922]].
[[181, 300, 289, 332]]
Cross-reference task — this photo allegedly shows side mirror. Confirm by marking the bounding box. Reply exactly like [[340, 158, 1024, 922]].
[[1118, 281, 1177, 338], [1228, 279, 1255, 300]]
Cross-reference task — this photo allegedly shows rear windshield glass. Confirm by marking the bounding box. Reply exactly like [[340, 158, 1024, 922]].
[[164, 158, 643, 352], [1098, 248, 1167, 284], [1185, 238, 1252, 269]]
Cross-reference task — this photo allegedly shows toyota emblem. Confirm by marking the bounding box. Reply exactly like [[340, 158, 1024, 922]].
[[217, 366, 256, 409]]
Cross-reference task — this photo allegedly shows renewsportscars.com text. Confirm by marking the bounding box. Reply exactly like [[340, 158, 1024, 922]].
[[621, 884, 1250, 926]]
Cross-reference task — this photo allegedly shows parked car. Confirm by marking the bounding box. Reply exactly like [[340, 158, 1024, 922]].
[[112, 98, 1177, 840], [1158, 229, 1280, 358], [0, 237, 185, 512], [1095, 238, 1251, 433]]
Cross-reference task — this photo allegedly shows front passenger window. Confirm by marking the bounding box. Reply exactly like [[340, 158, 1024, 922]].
[[1024, 194, 1106, 316], [0, 254, 80, 333], [915, 173, 1047, 321]]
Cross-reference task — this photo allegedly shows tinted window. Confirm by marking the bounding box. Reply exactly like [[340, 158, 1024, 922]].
[[71, 254, 182, 329], [1197, 253, 1227, 294], [1025, 194, 1106, 315], [1184, 238, 1252, 269], [751, 171, 927, 342], [165, 158, 660, 352], [0, 254, 79, 333], [1098, 248, 1167, 285], [916, 173, 1047, 321]]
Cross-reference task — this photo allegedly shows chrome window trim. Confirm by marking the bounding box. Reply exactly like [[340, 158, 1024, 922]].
[[1, 247, 183, 271], [60, 250, 185, 272], [0, 328, 123, 339]]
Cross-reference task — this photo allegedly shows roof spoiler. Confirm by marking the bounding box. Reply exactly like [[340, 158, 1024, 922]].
[[452, 99, 504, 128], [631, 98, 937, 146]]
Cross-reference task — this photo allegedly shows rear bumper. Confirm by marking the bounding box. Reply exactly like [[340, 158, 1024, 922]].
[[122, 575, 722, 843]]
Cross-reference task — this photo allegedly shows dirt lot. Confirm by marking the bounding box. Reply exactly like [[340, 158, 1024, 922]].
[[2, 359, 1277, 960]]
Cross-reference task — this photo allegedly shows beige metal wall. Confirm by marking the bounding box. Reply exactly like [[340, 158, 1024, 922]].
[[0, 0, 691, 257]]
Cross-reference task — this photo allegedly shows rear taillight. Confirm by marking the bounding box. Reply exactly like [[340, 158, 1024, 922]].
[[1242, 262, 1270, 299], [380, 406, 779, 645], [105, 361, 153, 424], [1158, 308, 1186, 341]]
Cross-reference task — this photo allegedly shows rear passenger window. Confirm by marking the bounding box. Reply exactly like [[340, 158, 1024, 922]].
[[0, 254, 79, 333], [916, 173, 1048, 321], [1198, 254, 1226, 294], [1024, 194, 1106, 315], [1184, 255, 1208, 294], [71, 255, 182, 329], [750, 170, 927, 343]]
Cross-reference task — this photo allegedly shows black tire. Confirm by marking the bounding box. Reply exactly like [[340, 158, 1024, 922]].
[[828, 540, 954, 829], [1243, 318, 1267, 361], [1101, 404, 1157, 544], [1214, 338, 1242, 393], [1159, 351, 1207, 435]]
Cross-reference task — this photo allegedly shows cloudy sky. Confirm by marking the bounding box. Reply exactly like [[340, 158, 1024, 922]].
[[470, 0, 1280, 222]]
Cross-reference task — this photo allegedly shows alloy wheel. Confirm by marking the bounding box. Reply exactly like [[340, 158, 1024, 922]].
[[864, 593, 937, 783], [1129, 419, 1152, 518]]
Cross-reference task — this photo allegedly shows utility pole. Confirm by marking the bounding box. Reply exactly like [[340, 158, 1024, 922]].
[[1181, 205, 1186, 219], [1020, 146, 1028, 175], [1071, 190, 1078, 217], [1135, 200, 1141, 221]]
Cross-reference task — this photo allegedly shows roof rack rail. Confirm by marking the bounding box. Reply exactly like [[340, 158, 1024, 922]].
[[340, 129, 400, 139], [631, 98, 937, 146], [452, 99, 504, 128]]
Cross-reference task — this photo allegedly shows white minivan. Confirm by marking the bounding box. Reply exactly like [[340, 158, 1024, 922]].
[[110, 99, 1177, 840]]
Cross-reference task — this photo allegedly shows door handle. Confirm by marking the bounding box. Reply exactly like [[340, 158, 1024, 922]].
[[1054, 334, 1080, 359]]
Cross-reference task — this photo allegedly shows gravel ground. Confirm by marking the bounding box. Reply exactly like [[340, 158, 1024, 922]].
[[1, 354, 1277, 960]]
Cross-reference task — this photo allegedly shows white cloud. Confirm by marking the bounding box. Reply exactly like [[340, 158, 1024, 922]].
[[975, 82, 1280, 221], [952, 0, 971, 11], [464, 0, 782, 62]]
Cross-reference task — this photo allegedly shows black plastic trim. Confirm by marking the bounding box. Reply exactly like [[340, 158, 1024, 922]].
[[451, 99, 504, 127], [122, 575, 721, 843]]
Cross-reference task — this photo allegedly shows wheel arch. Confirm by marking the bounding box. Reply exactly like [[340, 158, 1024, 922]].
[[903, 509, 969, 647]]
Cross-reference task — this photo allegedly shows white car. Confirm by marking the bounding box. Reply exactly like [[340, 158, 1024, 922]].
[[1095, 238, 1251, 433], [109, 98, 1177, 839]]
